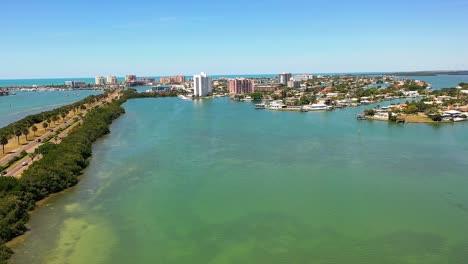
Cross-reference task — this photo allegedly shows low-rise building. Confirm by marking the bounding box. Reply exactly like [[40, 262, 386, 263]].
[[152, 85, 172, 92], [287, 80, 301, 88]]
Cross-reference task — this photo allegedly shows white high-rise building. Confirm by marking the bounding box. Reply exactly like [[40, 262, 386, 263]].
[[107, 75, 118, 85], [279, 73, 292, 85], [193, 72, 212, 97], [95, 76, 105, 85]]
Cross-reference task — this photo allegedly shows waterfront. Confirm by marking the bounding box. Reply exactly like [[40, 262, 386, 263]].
[[0, 90, 102, 127], [10, 97, 468, 264]]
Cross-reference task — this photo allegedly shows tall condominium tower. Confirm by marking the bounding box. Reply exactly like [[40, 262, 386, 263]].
[[229, 78, 255, 94], [279, 73, 292, 85], [193, 72, 212, 97]]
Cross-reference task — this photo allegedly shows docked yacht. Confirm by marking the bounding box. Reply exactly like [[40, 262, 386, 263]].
[[305, 103, 332, 111], [267, 100, 287, 110]]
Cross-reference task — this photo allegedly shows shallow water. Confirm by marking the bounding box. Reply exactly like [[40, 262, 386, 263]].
[[10, 97, 468, 264]]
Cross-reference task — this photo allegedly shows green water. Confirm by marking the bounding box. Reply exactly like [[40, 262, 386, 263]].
[[10, 98, 468, 264]]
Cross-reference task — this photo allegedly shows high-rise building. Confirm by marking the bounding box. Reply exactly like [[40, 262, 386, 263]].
[[107, 75, 118, 85], [229, 78, 255, 94], [193, 72, 212, 97], [95, 76, 105, 85], [279, 73, 292, 85]]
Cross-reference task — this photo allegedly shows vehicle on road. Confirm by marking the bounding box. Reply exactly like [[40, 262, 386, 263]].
[[22, 161, 28, 166]]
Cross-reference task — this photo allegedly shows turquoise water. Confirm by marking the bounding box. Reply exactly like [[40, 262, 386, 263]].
[[10, 97, 468, 264], [398, 75, 468, 89], [0, 90, 102, 127]]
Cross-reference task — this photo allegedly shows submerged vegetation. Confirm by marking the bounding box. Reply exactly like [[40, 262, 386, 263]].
[[0, 92, 133, 262]]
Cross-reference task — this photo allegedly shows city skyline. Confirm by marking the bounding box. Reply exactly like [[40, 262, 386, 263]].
[[1, 0, 468, 79]]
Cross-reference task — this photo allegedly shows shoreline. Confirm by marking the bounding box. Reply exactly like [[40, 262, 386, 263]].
[[0, 90, 177, 262]]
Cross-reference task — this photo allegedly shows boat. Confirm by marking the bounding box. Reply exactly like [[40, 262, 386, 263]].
[[305, 103, 332, 111], [255, 103, 266, 109], [267, 101, 287, 110], [178, 94, 193, 100], [453, 117, 467, 122], [356, 114, 367, 120]]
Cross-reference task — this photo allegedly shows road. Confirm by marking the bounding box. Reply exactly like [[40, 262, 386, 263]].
[[2, 91, 120, 177]]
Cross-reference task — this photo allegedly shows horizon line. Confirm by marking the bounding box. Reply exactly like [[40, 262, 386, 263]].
[[1, 70, 468, 81]]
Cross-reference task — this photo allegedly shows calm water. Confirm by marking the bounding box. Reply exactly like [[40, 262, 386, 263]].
[[10, 97, 468, 264], [0, 90, 102, 127], [399, 75, 468, 89]]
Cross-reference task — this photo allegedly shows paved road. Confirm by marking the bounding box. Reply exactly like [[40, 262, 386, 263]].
[[3, 91, 120, 177]]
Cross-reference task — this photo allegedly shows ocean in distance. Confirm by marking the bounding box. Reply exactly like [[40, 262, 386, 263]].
[[2, 73, 468, 89], [0, 90, 102, 128], [9, 96, 468, 264]]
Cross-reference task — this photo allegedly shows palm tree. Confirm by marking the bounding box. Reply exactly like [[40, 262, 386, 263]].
[[1, 136, 8, 154], [15, 129, 22, 145], [61, 112, 67, 121], [52, 116, 58, 126], [42, 122, 48, 130], [22, 127, 30, 141], [31, 125, 38, 136]]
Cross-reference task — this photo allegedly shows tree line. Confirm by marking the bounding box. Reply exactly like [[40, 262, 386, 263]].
[[0, 91, 121, 262], [0, 93, 108, 153]]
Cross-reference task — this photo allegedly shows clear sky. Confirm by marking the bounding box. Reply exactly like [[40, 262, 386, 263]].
[[1, 0, 468, 79]]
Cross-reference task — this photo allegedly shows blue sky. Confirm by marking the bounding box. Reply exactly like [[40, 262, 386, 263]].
[[1, 0, 467, 78]]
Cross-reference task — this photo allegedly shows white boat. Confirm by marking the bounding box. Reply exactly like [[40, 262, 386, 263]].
[[453, 117, 467, 122], [305, 103, 332, 111], [178, 94, 193, 100], [267, 101, 286, 110]]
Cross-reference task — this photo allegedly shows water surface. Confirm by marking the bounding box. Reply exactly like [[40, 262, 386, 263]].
[[10, 97, 468, 264], [0, 90, 102, 127]]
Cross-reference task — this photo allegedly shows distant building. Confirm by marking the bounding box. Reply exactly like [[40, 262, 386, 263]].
[[287, 80, 301, 88], [140, 78, 155, 84], [173, 75, 186, 83], [65, 80, 86, 87], [160, 75, 186, 84], [107, 75, 118, 85], [159, 77, 172, 84], [292, 74, 313, 82], [229, 78, 255, 94], [279, 73, 292, 85], [193, 72, 212, 97], [125, 75, 137, 82], [152, 85, 172, 92], [95, 76, 105, 85]]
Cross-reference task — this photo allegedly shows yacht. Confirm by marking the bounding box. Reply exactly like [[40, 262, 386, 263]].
[[267, 101, 286, 110], [305, 103, 332, 111]]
